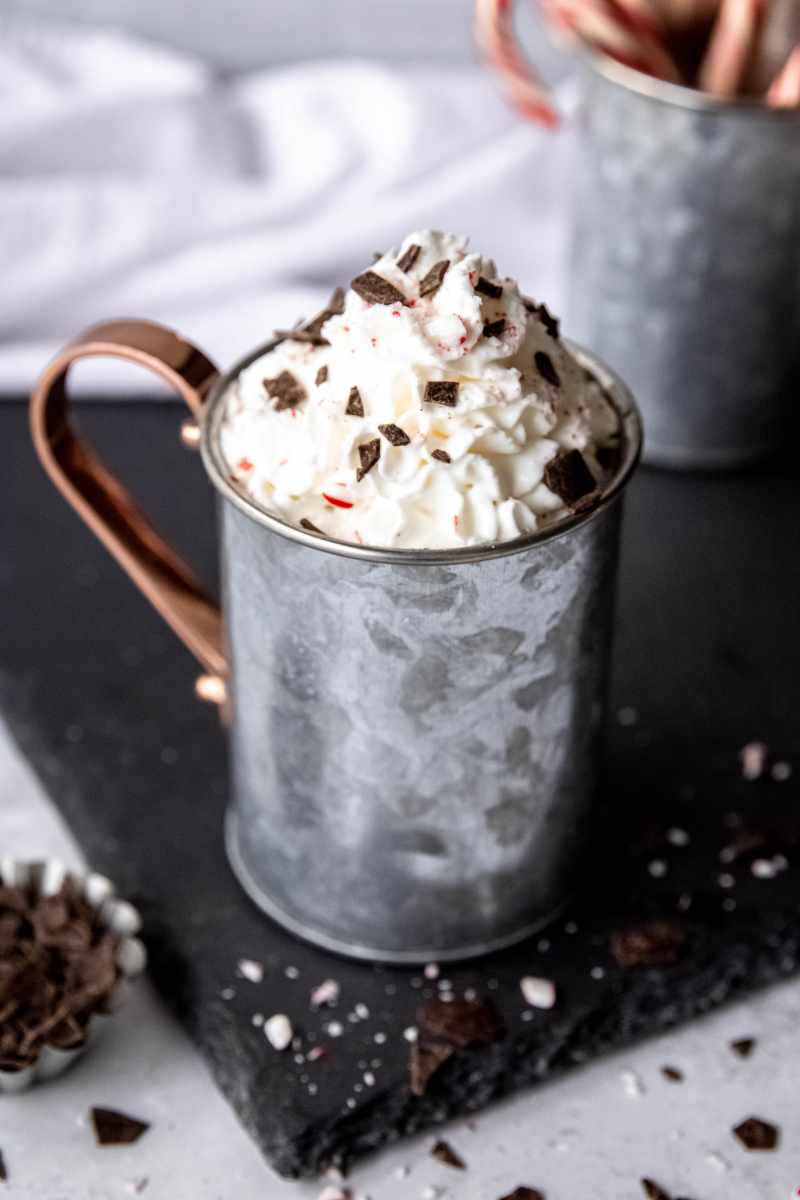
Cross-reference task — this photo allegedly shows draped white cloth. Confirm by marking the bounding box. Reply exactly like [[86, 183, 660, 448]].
[[0, 15, 577, 393]]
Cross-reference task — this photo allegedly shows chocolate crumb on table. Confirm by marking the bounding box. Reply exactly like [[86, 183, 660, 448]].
[[431, 1139, 466, 1169], [350, 271, 405, 306], [356, 439, 381, 481], [378, 423, 410, 446], [345, 387, 364, 417], [410, 997, 502, 1096], [424, 381, 459, 407], [661, 1065, 684, 1082], [418, 260, 450, 297], [730, 1037, 755, 1058], [497, 1188, 545, 1200], [263, 370, 306, 412], [396, 243, 421, 273], [641, 1179, 671, 1200], [475, 276, 503, 299], [90, 1107, 150, 1147], [732, 1116, 779, 1151], [610, 920, 687, 968], [0, 1150, 6, 1183], [542, 449, 597, 507]]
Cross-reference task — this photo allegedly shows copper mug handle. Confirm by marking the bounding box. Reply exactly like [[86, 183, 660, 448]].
[[30, 320, 228, 701]]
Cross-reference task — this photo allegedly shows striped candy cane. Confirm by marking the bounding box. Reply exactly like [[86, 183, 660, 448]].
[[767, 43, 800, 105], [698, 0, 766, 95]]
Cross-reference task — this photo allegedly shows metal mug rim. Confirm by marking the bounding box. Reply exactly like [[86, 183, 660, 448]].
[[199, 339, 643, 566]]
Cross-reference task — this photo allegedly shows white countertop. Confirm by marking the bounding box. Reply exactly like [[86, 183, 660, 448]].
[[2, 719, 798, 1200]]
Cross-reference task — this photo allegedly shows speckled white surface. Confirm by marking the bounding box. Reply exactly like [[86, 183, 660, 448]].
[[1, 718, 798, 1199]]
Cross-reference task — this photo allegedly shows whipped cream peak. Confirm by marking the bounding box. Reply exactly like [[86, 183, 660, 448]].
[[218, 229, 621, 549]]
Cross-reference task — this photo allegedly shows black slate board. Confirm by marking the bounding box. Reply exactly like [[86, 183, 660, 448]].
[[3, 400, 800, 1179]]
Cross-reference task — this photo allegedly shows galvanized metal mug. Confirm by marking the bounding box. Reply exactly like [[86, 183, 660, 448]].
[[31, 321, 641, 962], [477, 0, 800, 468]]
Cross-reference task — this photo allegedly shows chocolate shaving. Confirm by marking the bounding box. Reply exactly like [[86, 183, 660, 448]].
[[475, 276, 503, 300], [315, 365, 329, 387], [730, 1037, 755, 1058], [351, 271, 405, 306], [610, 921, 686, 969], [396, 243, 421, 273], [409, 1041, 453, 1096], [661, 1066, 684, 1082], [525, 299, 560, 339], [431, 1140, 466, 1170], [0, 1150, 6, 1182], [483, 318, 506, 339], [431, 449, 451, 463], [543, 450, 597, 507], [410, 997, 502, 1096], [418, 260, 450, 297], [378, 423, 410, 446], [275, 288, 344, 346], [498, 1189, 545, 1200], [356, 438, 381, 481], [596, 443, 621, 472], [424, 381, 459, 408], [641, 1180, 671, 1200], [732, 1116, 779, 1151], [263, 370, 306, 413], [91, 1107, 150, 1147], [300, 519, 324, 535], [273, 327, 327, 346], [346, 387, 364, 417], [534, 350, 561, 387]]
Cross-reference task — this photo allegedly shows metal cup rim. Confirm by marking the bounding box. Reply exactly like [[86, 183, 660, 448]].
[[199, 339, 643, 566]]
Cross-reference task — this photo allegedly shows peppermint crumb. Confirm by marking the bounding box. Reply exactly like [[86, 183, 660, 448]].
[[310, 979, 340, 1009], [519, 976, 556, 1009], [771, 761, 792, 782], [740, 741, 768, 780], [264, 1014, 293, 1051], [424, 963, 440, 979], [237, 958, 263, 983]]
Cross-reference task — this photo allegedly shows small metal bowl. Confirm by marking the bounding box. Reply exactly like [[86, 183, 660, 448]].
[[0, 857, 146, 1093]]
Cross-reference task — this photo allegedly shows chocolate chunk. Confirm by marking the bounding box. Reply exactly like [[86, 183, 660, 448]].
[[396, 243, 421, 273], [300, 519, 324, 535], [0, 1150, 6, 1182], [418, 260, 450, 297], [610, 921, 686, 969], [315, 365, 328, 387], [730, 1037, 755, 1058], [424, 381, 459, 407], [732, 1116, 779, 1151], [498, 1189, 545, 1200], [356, 438, 381, 481], [483, 318, 506, 339], [351, 271, 405, 306], [273, 327, 328, 346], [91, 1107, 150, 1147], [641, 1180, 671, 1200], [431, 1140, 465, 1169], [431, 449, 451, 463], [346, 387, 364, 417], [409, 1041, 453, 1096], [661, 1065, 684, 1082], [475, 276, 502, 299], [263, 370, 306, 412], [543, 450, 596, 507], [378, 423, 410, 446], [534, 350, 561, 387], [525, 300, 560, 339], [417, 997, 501, 1048]]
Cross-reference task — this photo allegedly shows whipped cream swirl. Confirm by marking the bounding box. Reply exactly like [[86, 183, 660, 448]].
[[218, 230, 620, 549]]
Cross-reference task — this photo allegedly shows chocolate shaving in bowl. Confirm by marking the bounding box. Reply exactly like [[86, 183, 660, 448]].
[[300, 519, 325, 535], [641, 1180, 671, 1200], [732, 1117, 779, 1151], [356, 439, 381, 481], [543, 450, 596, 507], [378, 423, 410, 446], [346, 386, 365, 417], [431, 449, 451, 463], [525, 300, 560, 339], [431, 1140, 466, 1169], [610, 920, 686, 968], [351, 271, 405, 306], [730, 1037, 755, 1058], [273, 327, 327, 346], [498, 1188, 545, 1200], [475, 276, 503, 300], [0, 880, 123, 1072], [315, 365, 328, 387], [424, 381, 459, 408], [396, 243, 421, 273], [596, 443, 621, 472], [263, 370, 306, 412], [91, 1107, 150, 1147], [275, 288, 345, 346], [418, 260, 450, 297], [534, 350, 561, 387], [483, 318, 506, 339]]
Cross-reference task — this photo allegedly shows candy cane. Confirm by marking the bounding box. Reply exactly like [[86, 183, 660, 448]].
[[698, 0, 766, 95], [766, 43, 800, 105], [474, 0, 560, 126]]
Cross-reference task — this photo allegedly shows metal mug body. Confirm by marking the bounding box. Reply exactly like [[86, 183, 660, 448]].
[[568, 68, 800, 470], [201, 344, 641, 963]]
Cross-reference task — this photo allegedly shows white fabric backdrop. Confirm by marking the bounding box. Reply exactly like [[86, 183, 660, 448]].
[[0, 14, 577, 394]]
